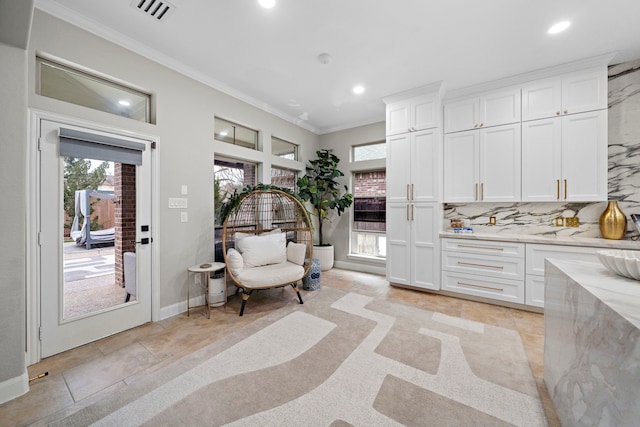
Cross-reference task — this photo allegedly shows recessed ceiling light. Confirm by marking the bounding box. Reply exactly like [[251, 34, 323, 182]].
[[118, 100, 131, 106], [258, 0, 276, 9], [548, 21, 571, 34], [317, 53, 333, 65], [353, 85, 365, 95]]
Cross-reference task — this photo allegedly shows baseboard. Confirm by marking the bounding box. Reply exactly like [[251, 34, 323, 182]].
[[0, 370, 29, 404], [333, 261, 386, 276], [159, 286, 236, 320]]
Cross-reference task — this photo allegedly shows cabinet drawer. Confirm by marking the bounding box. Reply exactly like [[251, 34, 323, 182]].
[[526, 244, 599, 276], [442, 271, 524, 304], [442, 251, 524, 280], [442, 238, 525, 257]]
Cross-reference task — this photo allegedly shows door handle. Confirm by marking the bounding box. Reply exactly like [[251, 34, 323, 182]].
[[132, 237, 152, 245]]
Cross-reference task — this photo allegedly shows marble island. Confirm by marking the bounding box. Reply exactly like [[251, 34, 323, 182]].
[[544, 259, 640, 427]]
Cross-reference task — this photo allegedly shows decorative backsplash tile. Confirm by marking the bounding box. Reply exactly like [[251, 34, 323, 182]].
[[444, 59, 640, 240]]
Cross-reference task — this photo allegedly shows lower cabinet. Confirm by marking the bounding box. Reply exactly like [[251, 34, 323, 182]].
[[525, 244, 600, 307], [441, 238, 525, 304], [442, 238, 602, 309]]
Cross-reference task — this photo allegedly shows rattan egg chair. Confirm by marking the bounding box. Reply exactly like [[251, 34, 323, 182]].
[[222, 188, 313, 316]]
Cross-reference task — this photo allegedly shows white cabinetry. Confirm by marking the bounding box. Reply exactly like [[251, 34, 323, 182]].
[[388, 204, 440, 290], [387, 128, 441, 204], [521, 68, 607, 121], [444, 87, 521, 133], [441, 238, 525, 304], [444, 123, 521, 202], [386, 93, 440, 135], [522, 109, 607, 201], [525, 244, 600, 307]]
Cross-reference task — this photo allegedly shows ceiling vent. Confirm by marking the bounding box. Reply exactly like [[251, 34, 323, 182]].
[[131, 0, 175, 22]]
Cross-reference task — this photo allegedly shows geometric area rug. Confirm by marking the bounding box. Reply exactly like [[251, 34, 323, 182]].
[[51, 288, 548, 426]]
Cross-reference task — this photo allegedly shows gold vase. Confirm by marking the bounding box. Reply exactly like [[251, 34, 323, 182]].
[[599, 201, 627, 240]]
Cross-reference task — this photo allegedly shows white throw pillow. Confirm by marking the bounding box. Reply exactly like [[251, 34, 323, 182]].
[[238, 233, 287, 267], [226, 248, 244, 276], [287, 242, 306, 266], [234, 228, 281, 253]]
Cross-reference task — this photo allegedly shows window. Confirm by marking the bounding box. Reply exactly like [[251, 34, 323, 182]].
[[271, 167, 297, 191], [214, 117, 258, 150], [214, 157, 257, 225], [353, 141, 386, 162], [351, 170, 386, 258], [38, 57, 151, 123], [272, 136, 298, 160]]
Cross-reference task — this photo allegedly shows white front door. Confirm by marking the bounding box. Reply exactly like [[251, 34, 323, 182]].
[[38, 118, 153, 358]]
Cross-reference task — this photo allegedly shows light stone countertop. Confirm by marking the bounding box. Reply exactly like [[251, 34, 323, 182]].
[[440, 231, 640, 250], [549, 259, 640, 330]]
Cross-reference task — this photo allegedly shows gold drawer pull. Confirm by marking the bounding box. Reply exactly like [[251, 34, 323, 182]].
[[458, 281, 504, 292], [457, 261, 504, 269], [457, 244, 504, 251]]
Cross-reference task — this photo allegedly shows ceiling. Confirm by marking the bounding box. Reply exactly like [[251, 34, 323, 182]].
[[35, 0, 640, 134]]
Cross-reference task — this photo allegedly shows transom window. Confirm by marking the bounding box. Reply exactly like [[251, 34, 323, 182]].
[[37, 57, 151, 123], [272, 136, 298, 160], [353, 141, 386, 162], [214, 117, 258, 150]]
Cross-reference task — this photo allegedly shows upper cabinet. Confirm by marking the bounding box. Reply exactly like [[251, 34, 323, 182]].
[[521, 68, 607, 121], [444, 87, 521, 133], [386, 93, 440, 135]]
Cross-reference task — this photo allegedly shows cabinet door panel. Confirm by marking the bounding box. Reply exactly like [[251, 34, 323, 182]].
[[411, 129, 440, 202], [412, 95, 439, 131], [561, 111, 607, 201], [386, 203, 411, 285], [562, 69, 607, 115], [411, 204, 440, 290], [521, 118, 562, 201], [386, 134, 412, 203], [525, 275, 545, 308], [443, 131, 479, 202], [480, 88, 521, 127], [444, 97, 479, 133], [479, 124, 521, 202], [522, 79, 562, 121], [386, 103, 410, 135]]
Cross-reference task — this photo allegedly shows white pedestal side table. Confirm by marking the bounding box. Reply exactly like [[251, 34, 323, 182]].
[[187, 262, 226, 319]]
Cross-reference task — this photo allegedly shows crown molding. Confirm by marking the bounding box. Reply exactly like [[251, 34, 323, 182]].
[[34, 0, 320, 134]]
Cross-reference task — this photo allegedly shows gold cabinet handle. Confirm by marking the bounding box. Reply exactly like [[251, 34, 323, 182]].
[[481, 183, 484, 200], [457, 261, 504, 270], [564, 109, 568, 114], [458, 244, 504, 251], [411, 184, 414, 201], [556, 179, 560, 200], [556, 111, 560, 116], [406, 184, 410, 201], [564, 179, 568, 199], [406, 204, 410, 221], [457, 281, 504, 292], [480, 123, 484, 127], [475, 183, 478, 201], [474, 124, 478, 128], [411, 204, 414, 221]]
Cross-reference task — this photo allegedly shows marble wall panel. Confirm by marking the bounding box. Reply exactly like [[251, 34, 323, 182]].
[[444, 59, 640, 238]]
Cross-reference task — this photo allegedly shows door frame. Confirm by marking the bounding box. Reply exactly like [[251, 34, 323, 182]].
[[26, 110, 161, 365]]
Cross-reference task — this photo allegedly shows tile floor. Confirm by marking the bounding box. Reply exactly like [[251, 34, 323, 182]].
[[0, 269, 559, 426]]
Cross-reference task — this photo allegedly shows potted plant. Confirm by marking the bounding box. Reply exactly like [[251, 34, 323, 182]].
[[297, 149, 353, 270]]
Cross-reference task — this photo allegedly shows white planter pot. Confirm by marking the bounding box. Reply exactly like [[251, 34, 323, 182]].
[[313, 245, 334, 271]]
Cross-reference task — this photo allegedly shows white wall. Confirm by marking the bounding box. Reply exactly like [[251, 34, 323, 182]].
[[27, 10, 320, 314], [0, 43, 28, 400], [319, 121, 386, 273]]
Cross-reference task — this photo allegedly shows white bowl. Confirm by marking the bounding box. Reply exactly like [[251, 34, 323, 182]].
[[598, 249, 640, 281]]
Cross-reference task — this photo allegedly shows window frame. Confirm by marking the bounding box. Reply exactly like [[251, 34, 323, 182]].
[[214, 117, 259, 150], [352, 141, 386, 162], [271, 136, 298, 160], [350, 168, 387, 259]]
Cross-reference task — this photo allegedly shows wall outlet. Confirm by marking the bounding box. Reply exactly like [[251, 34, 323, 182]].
[[489, 216, 496, 225], [555, 217, 564, 226], [566, 217, 580, 227], [180, 211, 188, 222]]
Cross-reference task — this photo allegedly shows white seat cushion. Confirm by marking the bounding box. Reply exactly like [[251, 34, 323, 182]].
[[235, 262, 304, 289], [236, 232, 287, 268]]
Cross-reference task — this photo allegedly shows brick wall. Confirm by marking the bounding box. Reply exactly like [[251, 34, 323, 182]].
[[114, 163, 136, 287], [354, 170, 386, 197]]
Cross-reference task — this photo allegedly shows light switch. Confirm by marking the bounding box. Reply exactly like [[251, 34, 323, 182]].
[[181, 185, 188, 195], [181, 212, 188, 222], [168, 198, 188, 209]]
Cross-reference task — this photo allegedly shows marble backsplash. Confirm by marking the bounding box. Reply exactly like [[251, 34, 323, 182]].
[[444, 58, 640, 239]]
